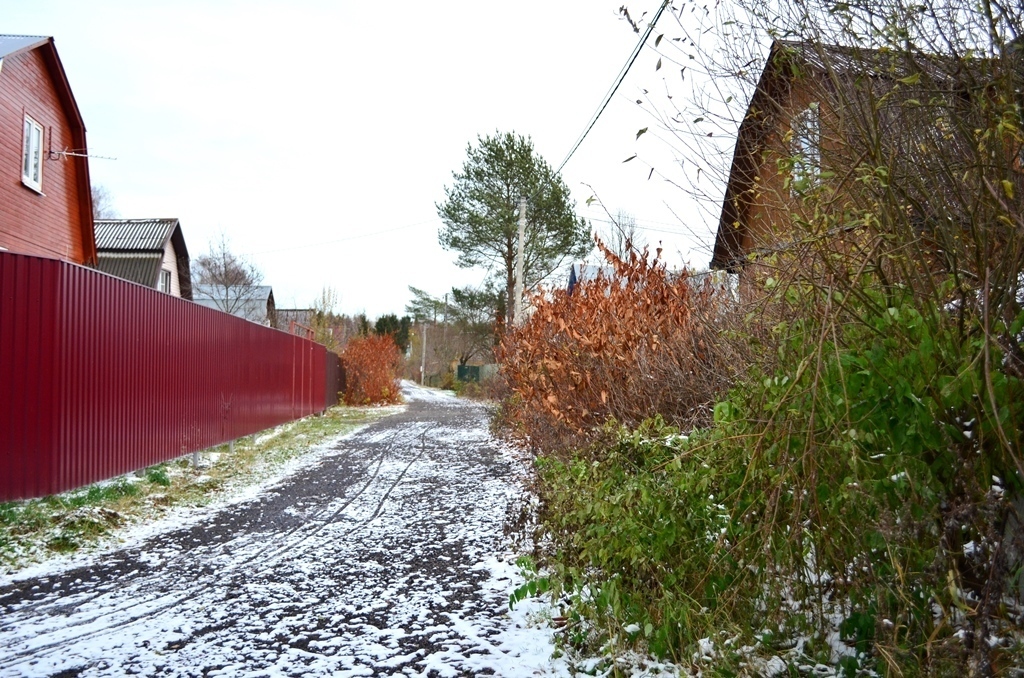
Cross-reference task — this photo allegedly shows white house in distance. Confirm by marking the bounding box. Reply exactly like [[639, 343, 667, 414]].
[[93, 218, 192, 299], [193, 286, 277, 327]]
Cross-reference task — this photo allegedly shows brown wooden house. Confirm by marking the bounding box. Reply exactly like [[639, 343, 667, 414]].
[[710, 39, 1023, 289], [0, 35, 94, 264]]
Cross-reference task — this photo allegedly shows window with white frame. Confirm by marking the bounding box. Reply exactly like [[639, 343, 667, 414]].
[[22, 116, 44, 191], [791, 102, 820, 192], [159, 269, 172, 293]]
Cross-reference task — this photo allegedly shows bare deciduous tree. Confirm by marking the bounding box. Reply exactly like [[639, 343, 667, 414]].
[[91, 184, 119, 220], [406, 284, 500, 373], [191, 234, 268, 324], [307, 287, 344, 352], [609, 210, 644, 259], [582, 186, 646, 259]]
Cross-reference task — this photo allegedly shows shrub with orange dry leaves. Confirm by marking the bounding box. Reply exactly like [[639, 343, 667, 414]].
[[340, 334, 403, 405], [497, 241, 736, 455]]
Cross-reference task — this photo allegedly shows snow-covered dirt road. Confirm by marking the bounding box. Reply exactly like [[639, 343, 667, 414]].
[[0, 384, 561, 677]]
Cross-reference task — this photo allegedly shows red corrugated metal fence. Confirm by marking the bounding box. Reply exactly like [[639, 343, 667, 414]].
[[0, 252, 340, 501]]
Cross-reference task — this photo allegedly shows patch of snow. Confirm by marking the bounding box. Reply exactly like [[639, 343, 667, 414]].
[[254, 422, 295, 446], [401, 380, 457, 403], [764, 656, 789, 676], [696, 637, 716, 659]]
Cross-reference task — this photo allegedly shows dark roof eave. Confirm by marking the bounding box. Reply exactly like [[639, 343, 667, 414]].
[[169, 222, 192, 300], [711, 40, 788, 271]]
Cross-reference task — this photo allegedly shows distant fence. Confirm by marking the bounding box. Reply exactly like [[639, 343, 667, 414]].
[[456, 364, 499, 383], [0, 252, 342, 501]]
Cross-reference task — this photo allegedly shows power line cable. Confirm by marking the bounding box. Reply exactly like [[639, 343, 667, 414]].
[[245, 218, 440, 256], [584, 214, 694, 237], [554, 0, 670, 176]]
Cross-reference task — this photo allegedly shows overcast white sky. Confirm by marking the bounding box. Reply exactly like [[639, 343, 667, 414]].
[[6, 0, 735, 318]]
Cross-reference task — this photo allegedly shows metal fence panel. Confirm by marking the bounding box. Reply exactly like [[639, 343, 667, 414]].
[[0, 252, 331, 501], [324, 352, 342, 408]]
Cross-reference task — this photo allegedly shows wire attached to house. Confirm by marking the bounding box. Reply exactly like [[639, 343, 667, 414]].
[[554, 0, 670, 176]]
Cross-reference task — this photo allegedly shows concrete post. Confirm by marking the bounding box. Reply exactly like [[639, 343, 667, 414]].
[[514, 196, 527, 325]]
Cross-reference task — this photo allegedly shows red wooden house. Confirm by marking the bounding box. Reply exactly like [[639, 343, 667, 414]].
[[0, 35, 95, 264]]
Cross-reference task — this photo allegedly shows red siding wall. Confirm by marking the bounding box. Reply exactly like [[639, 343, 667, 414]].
[[0, 252, 335, 501], [0, 47, 89, 264]]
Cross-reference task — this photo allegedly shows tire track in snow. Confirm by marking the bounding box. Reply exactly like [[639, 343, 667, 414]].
[[0, 386, 556, 677], [250, 422, 435, 571], [0, 443, 356, 622], [0, 417, 432, 671]]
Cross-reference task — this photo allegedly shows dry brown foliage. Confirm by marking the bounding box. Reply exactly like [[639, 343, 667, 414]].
[[340, 335, 402, 405], [497, 240, 738, 455]]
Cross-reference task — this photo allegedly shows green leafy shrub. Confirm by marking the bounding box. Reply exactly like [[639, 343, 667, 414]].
[[531, 284, 1024, 672], [145, 466, 171, 487], [535, 417, 755, 662]]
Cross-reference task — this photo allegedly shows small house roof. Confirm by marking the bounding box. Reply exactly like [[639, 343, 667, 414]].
[[567, 263, 616, 295], [193, 285, 274, 304], [95, 252, 163, 288], [94, 218, 181, 251], [193, 286, 275, 324]]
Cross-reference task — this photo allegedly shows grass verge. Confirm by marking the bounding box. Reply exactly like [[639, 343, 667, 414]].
[[0, 404, 400, 575]]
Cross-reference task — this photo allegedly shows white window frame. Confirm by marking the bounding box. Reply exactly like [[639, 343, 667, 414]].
[[22, 115, 44, 192], [158, 269, 172, 293], [791, 102, 820, 192]]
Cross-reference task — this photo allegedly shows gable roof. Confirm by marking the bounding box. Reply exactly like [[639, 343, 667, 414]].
[[94, 218, 182, 251], [0, 35, 95, 263], [0, 35, 87, 132], [710, 41, 790, 272], [194, 285, 274, 304]]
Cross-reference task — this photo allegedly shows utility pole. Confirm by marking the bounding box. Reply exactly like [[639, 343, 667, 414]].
[[513, 196, 526, 325], [443, 293, 448, 347], [420, 321, 427, 385]]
